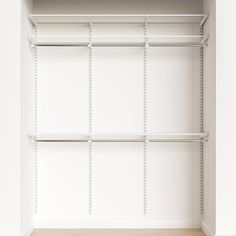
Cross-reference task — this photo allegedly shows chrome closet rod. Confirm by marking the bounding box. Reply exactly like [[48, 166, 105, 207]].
[[31, 43, 207, 47], [32, 139, 207, 143], [31, 22, 206, 25], [29, 13, 208, 17]]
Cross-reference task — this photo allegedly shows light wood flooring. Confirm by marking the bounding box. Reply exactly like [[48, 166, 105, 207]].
[[31, 229, 206, 236]]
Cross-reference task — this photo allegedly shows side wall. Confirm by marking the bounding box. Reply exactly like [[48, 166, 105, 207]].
[[21, 0, 34, 235], [0, 0, 22, 235], [216, 0, 236, 235], [202, 0, 216, 236]]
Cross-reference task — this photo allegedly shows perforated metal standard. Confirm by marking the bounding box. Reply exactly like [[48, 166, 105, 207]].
[[200, 26, 204, 216], [144, 19, 149, 216], [88, 20, 93, 216], [33, 26, 39, 216]]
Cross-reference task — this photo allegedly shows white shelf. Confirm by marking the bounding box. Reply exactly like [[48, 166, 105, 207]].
[[29, 35, 208, 47], [29, 133, 208, 143], [29, 14, 208, 26]]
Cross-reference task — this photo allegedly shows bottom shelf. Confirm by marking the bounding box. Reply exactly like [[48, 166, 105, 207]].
[[29, 133, 208, 143]]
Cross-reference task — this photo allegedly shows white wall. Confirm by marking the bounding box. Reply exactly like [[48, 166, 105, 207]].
[[0, 0, 21, 235], [33, 0, 203, 14], [216, 0, 236, 235], [21, 0, 34, 235], [202, 0, 216, 236]]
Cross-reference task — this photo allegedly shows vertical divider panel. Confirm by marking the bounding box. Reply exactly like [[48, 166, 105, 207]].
[[88, 19, 93, 216], [144, 18, 149, 216]]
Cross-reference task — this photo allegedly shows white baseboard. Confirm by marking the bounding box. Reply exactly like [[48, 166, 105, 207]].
[[34, 217, 200, 228], [201, 220, 236, 236], [0, 229, 33, 236], [0, 235, 21, 236], [22, 228, 33, 236], [201, 220, 214, 236]]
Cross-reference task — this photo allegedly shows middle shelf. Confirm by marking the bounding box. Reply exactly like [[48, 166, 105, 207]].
[[29, 133, 208, 143]]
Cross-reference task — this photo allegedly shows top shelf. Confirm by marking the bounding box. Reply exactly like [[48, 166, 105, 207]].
[[29, 14, 208, 26]]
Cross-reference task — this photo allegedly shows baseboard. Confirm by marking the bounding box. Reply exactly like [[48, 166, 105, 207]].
[[22, 228, 33, 236], [0, 229, 33, 236], [0, 234, 21, 236], [34, 217, 200, 228], [213, 235, 236, 236], [201, 220, 215, 236]]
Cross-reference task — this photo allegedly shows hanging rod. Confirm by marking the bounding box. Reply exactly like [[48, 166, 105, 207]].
[[29, 14, 208, 26], [29, 35, 208, 48], [29, 133, 208, 143]]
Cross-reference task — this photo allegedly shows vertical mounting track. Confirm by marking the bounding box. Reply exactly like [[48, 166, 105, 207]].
[[33, 26, 39, 216], [200, 26, 204, 216], [144, 17, 148, 216], [88, 19, 93, 216]]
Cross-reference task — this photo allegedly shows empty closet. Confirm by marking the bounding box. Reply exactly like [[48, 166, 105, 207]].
[[20, 0, 215, 234]]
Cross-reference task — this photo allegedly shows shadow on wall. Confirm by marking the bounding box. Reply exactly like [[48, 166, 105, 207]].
[[33, 0, 203, 14]]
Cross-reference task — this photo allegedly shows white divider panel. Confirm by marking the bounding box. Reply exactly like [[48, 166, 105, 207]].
[[37, 142, 89, 218], [147, 142, 200, 227], [93, 143, 143, 217]]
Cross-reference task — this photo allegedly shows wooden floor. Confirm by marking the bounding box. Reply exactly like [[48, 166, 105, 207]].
[[31, 229, 206, 236]]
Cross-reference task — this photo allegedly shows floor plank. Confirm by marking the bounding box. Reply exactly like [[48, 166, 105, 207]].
[[31, 229, 206, 236]]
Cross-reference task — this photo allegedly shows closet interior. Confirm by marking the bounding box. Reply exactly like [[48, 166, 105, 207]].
[[21, 0, 215, 234]]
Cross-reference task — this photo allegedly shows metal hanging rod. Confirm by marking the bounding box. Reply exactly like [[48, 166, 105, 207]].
[[29, 35, 208, 48], [29, 133, 208, 143], [29, 14, 208, 26]]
